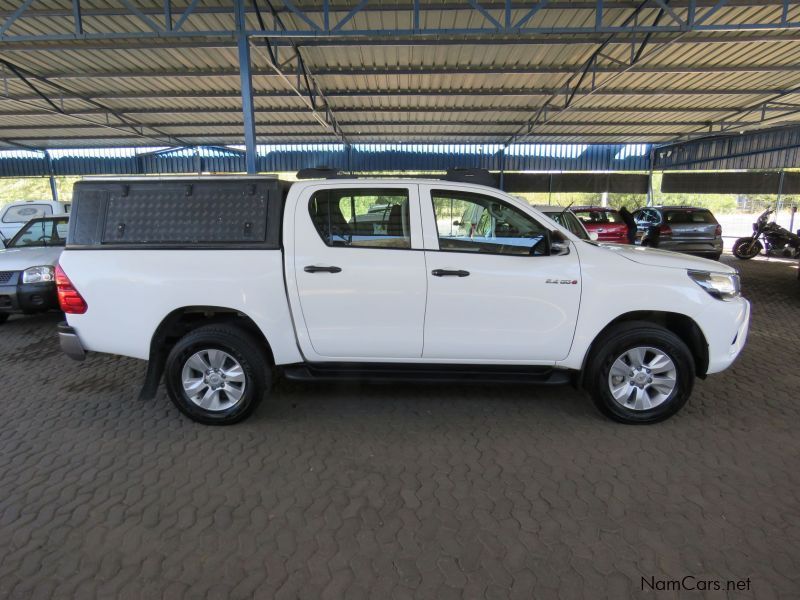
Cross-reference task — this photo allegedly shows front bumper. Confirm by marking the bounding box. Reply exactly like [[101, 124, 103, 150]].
[[0, 277, 59, 314], [657, 239, 724, 257], [705, 298, 750, 374], [58, 322, 86, 361]]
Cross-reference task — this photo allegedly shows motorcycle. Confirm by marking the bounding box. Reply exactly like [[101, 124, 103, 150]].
[[732, 208, 800, 260]]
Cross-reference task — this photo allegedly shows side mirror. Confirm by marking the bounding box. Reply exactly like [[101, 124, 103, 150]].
[[549, 231, 571, 256], [588, 232, 599, 242]]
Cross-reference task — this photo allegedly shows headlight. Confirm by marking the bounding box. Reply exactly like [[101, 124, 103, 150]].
[[22, 265, 55, 284], [687, 270, 740, 300]]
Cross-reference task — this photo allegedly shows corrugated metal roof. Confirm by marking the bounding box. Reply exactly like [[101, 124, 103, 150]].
[[0, 1, 799, 151]]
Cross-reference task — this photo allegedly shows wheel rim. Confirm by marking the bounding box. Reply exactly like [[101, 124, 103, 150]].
[[607, 346, 677, 411], [181, 349, 246, 412]]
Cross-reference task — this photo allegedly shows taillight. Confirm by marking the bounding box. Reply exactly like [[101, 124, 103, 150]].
[[659, 224, 672, 236], [715, 224, 722, 238], [55, 264, 88, 314]]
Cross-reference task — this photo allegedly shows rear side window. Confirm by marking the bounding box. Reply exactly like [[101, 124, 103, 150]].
[[576, 210, 622, 225], [664, 209, 717, 224], [309, 188, 411, 249], [2, 203, 53, 223]]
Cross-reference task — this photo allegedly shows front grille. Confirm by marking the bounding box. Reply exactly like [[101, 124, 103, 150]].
[[0, 271, 17, 284]]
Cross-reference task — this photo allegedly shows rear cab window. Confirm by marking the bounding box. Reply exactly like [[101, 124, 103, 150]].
[[309, 188, 412, 249]]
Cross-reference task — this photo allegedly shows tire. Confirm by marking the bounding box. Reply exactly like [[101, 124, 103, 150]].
[[732, 237, 762, 259], [0, 313, 8, 325], [164, 324, 270, 425], [586, 322, 695, 424]]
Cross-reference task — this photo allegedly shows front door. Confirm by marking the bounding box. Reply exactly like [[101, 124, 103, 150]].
[[292, 184, 427, 360], [420, 186, 581, 362]]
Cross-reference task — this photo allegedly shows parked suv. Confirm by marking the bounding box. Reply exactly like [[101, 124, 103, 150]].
[[57, 177, 749, 426], [0, 216, 69, 324], [572, 206, 628, 243], [633, 206, 723, 260]]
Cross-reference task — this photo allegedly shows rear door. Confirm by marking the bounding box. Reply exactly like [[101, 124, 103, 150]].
[[291, 184, 428, 360], [419, 185, 581, 362]]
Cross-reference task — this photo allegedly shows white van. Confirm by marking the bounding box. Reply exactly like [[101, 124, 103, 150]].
[[0, 200, 70, 246]]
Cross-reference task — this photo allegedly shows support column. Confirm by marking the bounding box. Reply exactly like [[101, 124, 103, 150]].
[[646, 146, 655, 206], [235, 0, 257, 175], [498, 147, 506, 191], [45, 150, 58, 201]]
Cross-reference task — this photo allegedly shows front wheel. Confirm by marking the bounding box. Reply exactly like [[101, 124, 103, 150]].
[[586, 322, 695, 424], [164, 324, 270, 425], [732, 237, 762, 259]]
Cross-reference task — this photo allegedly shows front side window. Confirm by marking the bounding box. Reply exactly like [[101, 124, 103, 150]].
[[2, 203, 53, 224], [309, 188, 411, 249], [8, 218, 69, 248], [432, 191, 548, 256]]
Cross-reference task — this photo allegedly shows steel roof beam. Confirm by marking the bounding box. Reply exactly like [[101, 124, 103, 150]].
[[3, 87, 793, 101], [0, 106, 764, 117], [0, 57, 189, 147], [2, 32, 796, 51], [28, 62, 800, 80], [0, 0, 797, 42], [0, 2, 780, 19], [672, 83, 800, 140], [0, 119, 785, 131], [1, 132, 678, 142]]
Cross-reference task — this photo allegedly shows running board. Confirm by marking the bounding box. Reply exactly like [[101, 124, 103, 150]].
[[282, 362, 573, 385]]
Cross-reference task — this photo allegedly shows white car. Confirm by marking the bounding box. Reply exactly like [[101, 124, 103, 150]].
[[56, 176, 750, 425], [0, 216, 69, 324], [0, 200, 70, 245]]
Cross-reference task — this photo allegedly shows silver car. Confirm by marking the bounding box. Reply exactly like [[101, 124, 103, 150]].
[[633, 206, 723, 260], [0, 216, 69, 324]]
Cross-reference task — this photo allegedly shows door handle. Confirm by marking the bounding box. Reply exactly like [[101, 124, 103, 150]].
[[304, 265, 342, 273], [432, 269, 470, 277]]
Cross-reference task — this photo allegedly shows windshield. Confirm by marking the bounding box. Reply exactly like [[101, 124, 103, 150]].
[[545, 211, 590, 240], [8, 218, 69, 249]]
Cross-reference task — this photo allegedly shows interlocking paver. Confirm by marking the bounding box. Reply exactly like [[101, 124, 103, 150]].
[[0, 255, 799, 598]]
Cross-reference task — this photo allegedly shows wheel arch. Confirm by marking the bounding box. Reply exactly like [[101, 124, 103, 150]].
[[140, 305, 274, 400], [579, 310, 709, 386]]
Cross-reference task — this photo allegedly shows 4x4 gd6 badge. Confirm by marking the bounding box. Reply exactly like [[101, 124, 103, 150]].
[[546, 279, 578, 285]]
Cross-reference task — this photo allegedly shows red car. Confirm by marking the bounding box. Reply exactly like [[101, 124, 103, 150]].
[[572, 206, 629, 243]]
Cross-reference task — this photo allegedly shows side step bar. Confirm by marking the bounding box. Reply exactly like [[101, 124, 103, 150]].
[[282, 362, 573, 385]]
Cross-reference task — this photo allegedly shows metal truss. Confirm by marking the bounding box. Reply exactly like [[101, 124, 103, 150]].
[[0, 1, 798, 43]]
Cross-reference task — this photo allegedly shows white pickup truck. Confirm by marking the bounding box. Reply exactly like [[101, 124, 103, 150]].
[[57, 175, 750, 425]]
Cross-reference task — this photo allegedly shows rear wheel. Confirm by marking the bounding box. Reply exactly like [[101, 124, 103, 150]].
[[586, 322, 694, 424], [732, 237, 762, 259], [164, 324, 270, 425]]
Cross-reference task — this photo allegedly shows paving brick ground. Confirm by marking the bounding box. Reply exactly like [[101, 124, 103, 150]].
[[0, 255, 799, 599]]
